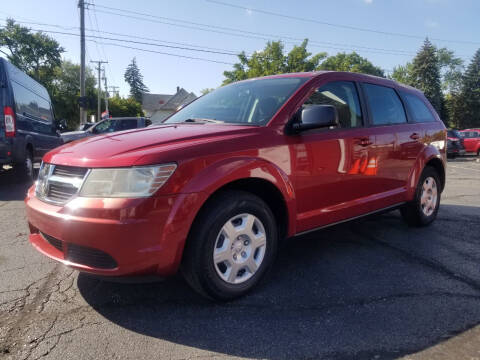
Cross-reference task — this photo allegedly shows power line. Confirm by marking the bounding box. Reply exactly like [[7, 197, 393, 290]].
[[0, 24, 245, 57], [3, 11, 458, 57], [205, 0, 480, 46], [90, 41, 235, 65], [89, 1, 116, 86], [88, 5, 423, 56]]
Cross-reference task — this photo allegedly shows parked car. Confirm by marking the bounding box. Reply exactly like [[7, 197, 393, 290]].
[[61, 117, 152, 143], [0, 58, 63, 180], [26, 72, 446, 300], [446, 129, 466, 158], [77, 122, 95, 131], [458, 129, 480, 156]]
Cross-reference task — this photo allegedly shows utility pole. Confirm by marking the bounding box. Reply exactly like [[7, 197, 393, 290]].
[[102, 68, 108, 115], [90, 60, 108, 121], [108, 86, 119, 97], [78, 0, 87, 124]]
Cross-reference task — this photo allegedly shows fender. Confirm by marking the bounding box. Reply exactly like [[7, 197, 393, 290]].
[[157, 156, 297, 275], [406, 144, 445, 201], [181, 156, 297, 235]]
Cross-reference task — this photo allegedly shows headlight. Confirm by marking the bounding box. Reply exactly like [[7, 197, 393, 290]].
[[79, 164, 177, 198]]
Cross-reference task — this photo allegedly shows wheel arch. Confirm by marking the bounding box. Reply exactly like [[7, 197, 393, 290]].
[[164, 157, 296, 275], [407, 145, 446, 200], [193, 177, 290, 241], [425, 157, 445, 192]]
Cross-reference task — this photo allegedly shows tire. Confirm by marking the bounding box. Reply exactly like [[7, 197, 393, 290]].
[[400, 166, 441, 227], [181, 190, 278, 301], [13, 149, 34, 184]]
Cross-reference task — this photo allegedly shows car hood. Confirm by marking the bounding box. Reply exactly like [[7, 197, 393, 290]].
[[44, 124, 259, 167], [61, 130, 89, 141]]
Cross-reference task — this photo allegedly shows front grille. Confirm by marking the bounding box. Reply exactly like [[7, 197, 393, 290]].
[[66, 243, 118, 269], [36, 163, 89, 205], [53, 165, 88, 178], [47, 183, 78, 202], [41, 232, 63, 251]]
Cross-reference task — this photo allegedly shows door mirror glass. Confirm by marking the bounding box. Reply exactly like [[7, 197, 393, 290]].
[[291, 105, 338, 132]]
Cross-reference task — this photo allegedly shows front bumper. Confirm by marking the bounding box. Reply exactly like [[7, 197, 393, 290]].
[[25, 186, 206, 277]]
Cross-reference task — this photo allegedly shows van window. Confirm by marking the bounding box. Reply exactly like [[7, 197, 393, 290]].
[[11, 81, 39, 118], [402, 93, 436, 123], [303, 81, 363, 128], [363, 83, 407, 125]]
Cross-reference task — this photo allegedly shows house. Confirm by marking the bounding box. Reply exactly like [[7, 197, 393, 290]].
[[142, 87, 197, 124]]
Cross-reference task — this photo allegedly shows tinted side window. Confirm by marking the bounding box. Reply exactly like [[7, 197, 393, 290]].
[[117, 119, 137, 131], [304, 81, 362, 128], [11, 81, 39, 118], [402, 93, 436, 123], [93, 120, 116, 133], [363, 83, 407, 125]]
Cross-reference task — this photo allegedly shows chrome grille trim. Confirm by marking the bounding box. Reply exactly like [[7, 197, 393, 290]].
[[36, 163, 90, 206]]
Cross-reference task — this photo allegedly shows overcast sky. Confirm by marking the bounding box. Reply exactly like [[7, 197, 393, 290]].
[[1, 0, 479, 97]]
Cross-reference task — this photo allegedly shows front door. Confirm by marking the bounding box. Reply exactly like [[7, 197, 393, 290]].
[[292, 81, 377, 233]]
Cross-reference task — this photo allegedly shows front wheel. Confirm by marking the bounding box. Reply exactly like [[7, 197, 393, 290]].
[[181, 190, 278, 301], [400, 166, 441, 227]]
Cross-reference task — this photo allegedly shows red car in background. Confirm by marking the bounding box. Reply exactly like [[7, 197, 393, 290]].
[[459, 129, 480, 156], [446, 130, 466, 158], [25, 71, 446, 300]]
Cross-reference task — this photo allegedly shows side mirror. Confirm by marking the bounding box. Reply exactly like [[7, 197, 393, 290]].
[[290, 105, 338, 133]]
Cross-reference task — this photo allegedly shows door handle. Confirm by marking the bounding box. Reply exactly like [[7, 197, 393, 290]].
[[410, 133, 420, 140], [355, 137, 372, 147]]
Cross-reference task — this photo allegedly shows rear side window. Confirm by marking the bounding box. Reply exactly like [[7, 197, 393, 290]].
[[402, 93, 436, 123], [303, 81, 363, 128], [117, 119, 137, 131], [363, 83, 407, 125]]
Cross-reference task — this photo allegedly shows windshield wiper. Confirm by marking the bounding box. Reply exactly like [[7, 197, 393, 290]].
[[182, 118, 224, 124]]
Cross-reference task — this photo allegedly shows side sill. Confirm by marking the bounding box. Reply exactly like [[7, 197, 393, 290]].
[[293, 202, 406, 238]]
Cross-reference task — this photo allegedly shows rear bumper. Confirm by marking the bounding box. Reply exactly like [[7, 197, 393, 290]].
[[25, 186, 207, 277]]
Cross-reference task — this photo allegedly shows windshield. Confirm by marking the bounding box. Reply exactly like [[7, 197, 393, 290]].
[[447, 130, 461, 138], [165, 77, 309, 125]]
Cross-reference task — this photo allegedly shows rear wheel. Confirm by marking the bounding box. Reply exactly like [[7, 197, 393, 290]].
[[181, 190, 278, 301], [14, 149, 34, 183], [401, 166, 441, 227]]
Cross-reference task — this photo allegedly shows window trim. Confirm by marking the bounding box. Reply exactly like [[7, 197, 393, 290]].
[[359, 82, 409, 128], [285, 80, 367, 135]]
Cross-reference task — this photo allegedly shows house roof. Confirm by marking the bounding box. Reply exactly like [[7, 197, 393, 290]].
[[142, 88, 197, 112], [142, 93, 173, 112]]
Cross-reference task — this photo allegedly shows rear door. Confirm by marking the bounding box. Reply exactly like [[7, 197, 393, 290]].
[[361, 83, 413, 207], [462, 131, 480, 153]]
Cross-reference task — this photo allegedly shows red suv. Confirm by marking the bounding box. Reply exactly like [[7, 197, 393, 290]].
[[458, 129, 480, 156], [26, 72, 446, 300]]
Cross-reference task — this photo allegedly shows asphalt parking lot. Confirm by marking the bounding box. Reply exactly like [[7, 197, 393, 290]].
[[0, 158, 479, 360]]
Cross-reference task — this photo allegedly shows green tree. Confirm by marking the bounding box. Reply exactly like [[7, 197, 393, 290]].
[[200, 88, 215, 95], [459, 49, 480, 128], [108, 96, 144, 117], [223, 40, 326, 84], [437, 48, 464, 93], [124, 57, 149, 102], [390, 63, 414, 85], [0, 19, 64, 86], [318, 52, 384, 77], [49, 61, 96, 129], [410, 38, 443, 116]]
